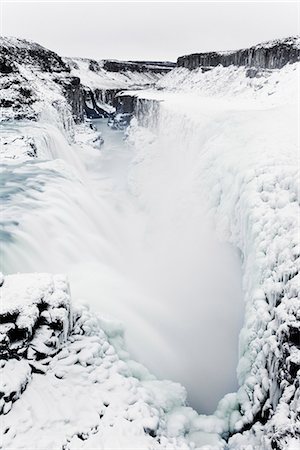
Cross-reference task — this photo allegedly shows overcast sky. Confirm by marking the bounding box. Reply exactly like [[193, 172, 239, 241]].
[[1, 1, 299, 61]]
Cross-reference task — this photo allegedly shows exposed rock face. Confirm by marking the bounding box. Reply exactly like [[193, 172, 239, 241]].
[[94, 88, 120, 106], [177, 36, 300, 70], [107, 94, 137, 129], [82, 88, 114, 119], [114, 93, 136, 114], [102, 59, 175, 73], [0, 37, 172, 124], [0, 37, 80, 123], [65, 56, 173, 120], [54, 76, 85, 123], [0, 37, 70, 73], [0, 273, 72, 360]]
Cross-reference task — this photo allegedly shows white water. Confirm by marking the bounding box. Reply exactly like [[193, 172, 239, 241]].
[[1, 117, 243, 414]]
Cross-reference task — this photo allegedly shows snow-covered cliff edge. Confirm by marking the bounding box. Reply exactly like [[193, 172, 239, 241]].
[[122, 58, 299, 449], [177, 36, 300, 70]]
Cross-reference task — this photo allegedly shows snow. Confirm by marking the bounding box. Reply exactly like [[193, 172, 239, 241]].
[[177, 35, 300, 57], [153, 62, 299, 106], [0, 273, 195, 450], [1, 36, 299, 449], [254, 35, 300, 50], [0, 273, 71, 362], [66, 57, 165, 91], [1, 116, 244, 415], [125, 60, 299, 447]]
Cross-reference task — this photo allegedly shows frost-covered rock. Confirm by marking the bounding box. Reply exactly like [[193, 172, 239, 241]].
[[66, 57, 172, 92], [0, 273, 197, 450], [0, 37, 170, 126], [0, 273, 71, 359], [0, 37, 80, 123]]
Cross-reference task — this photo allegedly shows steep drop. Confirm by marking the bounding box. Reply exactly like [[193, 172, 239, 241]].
[[1, 117, 243, 414]]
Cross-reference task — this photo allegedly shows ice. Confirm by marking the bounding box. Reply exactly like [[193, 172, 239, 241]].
[[125, 60, 299, 447], [0, 275, 196, 450]]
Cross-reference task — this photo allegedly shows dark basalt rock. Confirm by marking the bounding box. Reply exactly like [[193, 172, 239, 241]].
[[177, 37, 300, 70], [102, 59, 175, 73], [88, 60, 101, 72], [55, 76, 85, 123], [114, 94, 136, 114], [107, 94, 137, 129], [0, 37, 174, 125], [0, 274, 71, 361], [94, 88, 121, 107], [0, 56, 17, 74], [0, 37, 70, 73], [83, 89, 113, 119]]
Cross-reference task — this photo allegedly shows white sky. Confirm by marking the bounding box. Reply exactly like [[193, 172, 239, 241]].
[[1, 1, 299, 61]]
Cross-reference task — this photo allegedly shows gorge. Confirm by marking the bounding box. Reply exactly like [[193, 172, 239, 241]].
[[0, 36, 299, 450]]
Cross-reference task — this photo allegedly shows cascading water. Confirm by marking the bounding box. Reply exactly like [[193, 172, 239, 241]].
[[1, 112, 243, 414]]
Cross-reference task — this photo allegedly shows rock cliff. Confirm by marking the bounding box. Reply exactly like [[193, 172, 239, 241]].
[[177, 36, 300, 70], [0, 37, 173, 123]]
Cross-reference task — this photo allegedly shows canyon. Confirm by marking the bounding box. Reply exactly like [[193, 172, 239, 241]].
[[0, 36, 299, 450]]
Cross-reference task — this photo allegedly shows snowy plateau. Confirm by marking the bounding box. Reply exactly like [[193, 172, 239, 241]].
[[0, 36, 299, 450]]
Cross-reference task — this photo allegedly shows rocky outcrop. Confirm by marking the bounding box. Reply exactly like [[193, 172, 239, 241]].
[[0, 37, 173, 124], [65, 56, 174, 120], [82, 88, 114, 119], [102, 59, 175, 73], [54, 76, 85, 123], [177, 36, 300, 70], [0, 273, 72, 414], [0, 37, 81, 122], [0, 273, 72, 360], [0, 37, 70, 73], [107, 94, 138, 129], [114, 93, 136, 114], [94, 88, 120, 106], [1, 273, 194, 450]]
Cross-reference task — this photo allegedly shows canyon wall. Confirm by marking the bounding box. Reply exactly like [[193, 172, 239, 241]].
[[0, 37, 174, 124], [102, 59, 175, 73], [177, 36, 300, 70]]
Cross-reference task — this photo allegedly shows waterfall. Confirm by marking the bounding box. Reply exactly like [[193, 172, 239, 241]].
[[1, 111, 243, 415]]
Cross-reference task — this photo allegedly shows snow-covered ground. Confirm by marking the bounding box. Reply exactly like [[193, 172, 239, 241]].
[[1, 37, 299, 449], [66, 57, 166, 91]]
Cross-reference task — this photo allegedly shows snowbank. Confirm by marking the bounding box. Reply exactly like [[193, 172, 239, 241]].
[[1, 273, 205, 450]]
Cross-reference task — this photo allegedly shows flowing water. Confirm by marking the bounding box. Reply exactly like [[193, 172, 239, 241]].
[[1, 117, 243, 413]]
